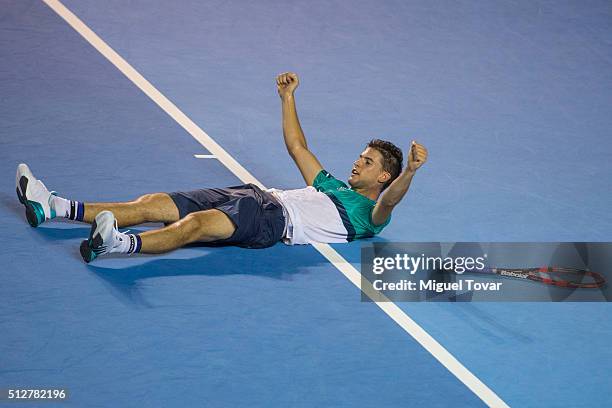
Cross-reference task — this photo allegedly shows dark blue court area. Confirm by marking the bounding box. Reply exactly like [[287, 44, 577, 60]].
[[1, 0, 611, 406]]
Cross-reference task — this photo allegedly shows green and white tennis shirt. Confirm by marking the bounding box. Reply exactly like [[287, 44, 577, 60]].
[[267, 170, 391, 245]]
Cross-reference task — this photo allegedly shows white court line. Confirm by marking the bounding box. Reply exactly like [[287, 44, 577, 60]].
[[194, 154, 217, 159], [42, 1, 509, 406]]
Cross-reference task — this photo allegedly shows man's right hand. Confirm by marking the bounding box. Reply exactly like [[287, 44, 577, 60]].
[[276, 72, 299, 99]]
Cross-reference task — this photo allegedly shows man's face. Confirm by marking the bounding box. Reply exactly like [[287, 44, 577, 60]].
[[348, 147, 388, 190]]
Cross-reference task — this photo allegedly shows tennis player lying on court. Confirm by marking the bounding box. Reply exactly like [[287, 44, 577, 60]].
[[15, 72, 427, 262]]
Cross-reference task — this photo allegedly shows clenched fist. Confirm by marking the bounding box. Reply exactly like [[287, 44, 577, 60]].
[[407, 141, 428, 173], [276, 72, 299, 99]]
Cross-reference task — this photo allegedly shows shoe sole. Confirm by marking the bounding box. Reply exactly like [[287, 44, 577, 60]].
[[16, 175, 45, 228], [80, 239, 96, 263], [80, 218, 105, 263]]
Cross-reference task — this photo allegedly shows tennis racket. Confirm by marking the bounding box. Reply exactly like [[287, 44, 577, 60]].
[[461, 267, 606, 289]]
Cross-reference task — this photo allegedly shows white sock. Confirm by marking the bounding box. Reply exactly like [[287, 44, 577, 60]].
[[50, 195, 70, 218], [50, 195, 84, 221], [112, 232, 141, 254]]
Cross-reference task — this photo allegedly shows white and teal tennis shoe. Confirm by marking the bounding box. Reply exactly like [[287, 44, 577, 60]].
[[16, 163, 56, 227], [80, 211, 122, 263]]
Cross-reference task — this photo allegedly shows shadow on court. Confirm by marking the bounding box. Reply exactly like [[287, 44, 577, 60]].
[[85, 243, 328, 307]]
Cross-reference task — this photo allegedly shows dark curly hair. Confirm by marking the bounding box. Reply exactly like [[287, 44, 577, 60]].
[[367, 139, 403, 190]]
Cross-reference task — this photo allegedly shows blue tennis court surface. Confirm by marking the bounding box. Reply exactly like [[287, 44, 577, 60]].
[[1, 0, 611, 406]]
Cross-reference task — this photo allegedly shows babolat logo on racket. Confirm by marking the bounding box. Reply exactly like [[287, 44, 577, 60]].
[[497, 269, 526, 279]]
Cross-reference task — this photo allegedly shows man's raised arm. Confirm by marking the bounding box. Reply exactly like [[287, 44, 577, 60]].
[[277, 72, 323, 186], [371, 141, 428, 226]]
